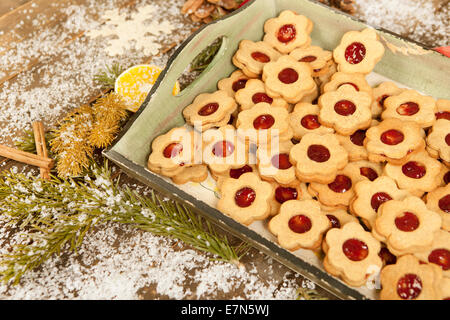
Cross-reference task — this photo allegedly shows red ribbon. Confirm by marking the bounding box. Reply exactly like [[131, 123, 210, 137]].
[[238, 0, 252, 8]]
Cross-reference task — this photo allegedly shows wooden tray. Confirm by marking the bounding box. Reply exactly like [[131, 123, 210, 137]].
[[104, 0, 450, 300]]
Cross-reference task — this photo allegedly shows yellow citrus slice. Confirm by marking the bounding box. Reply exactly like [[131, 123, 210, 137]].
[[114, 64, 180, 112]]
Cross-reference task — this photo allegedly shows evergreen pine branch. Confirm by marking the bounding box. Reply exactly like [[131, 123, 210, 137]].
[[93, 63, 125, 89], [296, 286, 329, 300], [190, 37, 223, 72], [14, 130, 55, 156]]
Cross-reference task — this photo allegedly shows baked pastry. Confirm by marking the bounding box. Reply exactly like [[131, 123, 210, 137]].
[[235, 79, 289, 111], [425, 184, 450, 231], [289, 102, 334, 140], [217, 70, 250, 98]]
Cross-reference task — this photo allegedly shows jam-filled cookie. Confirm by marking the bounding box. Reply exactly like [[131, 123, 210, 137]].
[[336, 120, 378, 161], [232, 40, 282, 78], [380, 255, 443, 300], [382, 90, 436, 128], [425, 184, 450, 231], [323, 208, 359, 230], [262, 55, 316, 104], [323, 222, 382, 287], [350, 176, 410, 229], [268, 181, 306, 216], [171, 164, 209, 185], [370, 82, 405, 118], [268, 199, 330, 251], [289, 133, 348, 184], [235, 79, 289, 111], [257, 141, 297, 186], [373, 196, 442, 256], [288, 103, 334, 140], [289, 45, 332, 77], [435, 99, 450, 121], [217, 172, 273, 225], [441, 278, 450, 300], [215, 164, 257, 189], [427, 119, 450, 164], [183, 90, 237, 131], [322, 72, 373, 97], [333, 28, 385, 74], [263, 10, 312, 54], [414, 230, 450, 278], [384, 151, 442, 197], [318, 84, 372, 135], [365, 118, 425, 165], [217, 70, 250, 98]]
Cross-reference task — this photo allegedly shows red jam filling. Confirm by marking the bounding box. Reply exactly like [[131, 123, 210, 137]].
[[299, 55, 317, 62], [395, 212, 420, 232], [163, 143, 183, 158], [334, 100, 356, 116], [328, 175, 352, 193], [253, 114, 275, 129], [428, 248, 450, 271], [235, 187, 256, 208], [350, 130, 366, 146], [377, 94, 390, 108], [438, 194, 450, 213], [380, 130, 404, 145], [252, 92, 273, 104], [271, 153, 292, 170], [360, 167, 378, 181], [198, 102, 219, 116], [397, 274, 422, 300], [229, 165, 253, 179], [402, 161, 426, 179], [275, 187, 298, 204], [396, 102, 420, 116], [251, 51, 271, 63], [232, 79, 248, 92], [436, 111, 450, 120], [277, 24, 296, 43], [379, 247, 397, 265], [342, 239, 369, 261], [212, 140, 235, 157], [326, 215, 341, 229], [370, 192, 392, 212], [446, 133, 450, 146], [307, 145, 331, 163], [338, 82, 360, 91], [301, 114, 321, 130], [344, 42, 366, 64], [288, 215, 312, 234], [444, 171, 450, 185], [278, 68, 299, 84]]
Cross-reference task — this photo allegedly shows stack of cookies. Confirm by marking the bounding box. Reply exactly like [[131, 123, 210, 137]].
[[147, 10, 450, 300]]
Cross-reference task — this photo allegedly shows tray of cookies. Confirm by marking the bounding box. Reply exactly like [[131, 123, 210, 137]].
[[104, 0, 450, 300]]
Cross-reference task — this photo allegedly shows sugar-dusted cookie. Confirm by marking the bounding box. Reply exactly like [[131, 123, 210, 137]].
[[268, 199, 330, 251], [380, 255, 443, 300], [268, 181, 306, 216], [235, 79, 289, 111], [288, 103, 334, 140], [435, 99, 450, 121], [289, 45, 332, 77], [217, 70, 250, 98], [217, 172, 273, 225], [414, 230, 450, 278], [171, 164, 208, 185], [257, 141, 297, 186], [427, 119, 450, 164], [425, 184, 450, 231], [183, 90, 237, 131], [382, 90, 436, 128], [350, 176, 410, 229], [373, 196, 442, 256], [323, 222, 382, 287], [289, 133, 348, 184], [232, 40, 282, 78], [370, 82, 405, 118], [384, 151, 442, 197], [318, 84, 373, 135], [333, 28, 385, 74], [323, 208, 358, 230], [262, 55, 316, 104], [365, 118, 425, 165], [336, 120, 378, 161], [322, 72, 372, 97], [263, 10, 312, 54]]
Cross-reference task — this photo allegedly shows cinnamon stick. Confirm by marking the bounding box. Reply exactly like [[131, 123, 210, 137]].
[[32, 121, 51, 180], [0, 144, 54, 171]]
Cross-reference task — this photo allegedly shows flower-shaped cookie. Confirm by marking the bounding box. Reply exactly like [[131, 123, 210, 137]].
[[235, 79, 289, 111], [217, 70, 250, 98], [382, 90, 436, 128], [262, 55, 316, 104], [380, 255, 443, 300], [384, 151, 442, 197], [322, 72, 373, 97], [171, 164, 208, 185], [345, 160, 383, 183], [257, 141, 297, 186], [414, 230, 450, 278], [336, 120, 378, 161], [263, 10, 312, 54], [316, 59, 338, 88], [215, 164, 257, 189], [217, 172, 273, 225], [350, 176, 410, 229], [268, 199, 330, 251], [183, 90, 237, 131], [438, 166, 450, 186], [202, 125, 248, 175], [323, 222, 382, 287], [289, 46, 332, 77], [290, 133, 348, 184], [148, 126, 196, 174], [318, 85, 373, 135], [323, 208, 358, 230], [373, 196, 442, 256], [333, 28, 385, 74], [427, 119, 450, 164], [232, 40, 282, 78], [365, 118, 425, 165], [236, 102, 292, 145], [268, 181, 311, 216], [435, 98, 450, 121], [289, 103, 334, 140], [426, 184, 450, 231], [370, 82, 405, 118]]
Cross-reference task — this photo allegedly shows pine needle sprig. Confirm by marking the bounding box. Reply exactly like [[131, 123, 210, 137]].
[[93, 63, 125, 89], [14, 130, 55, 156], [296, 286, 329, 300], [190, 37, 223, 72]]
